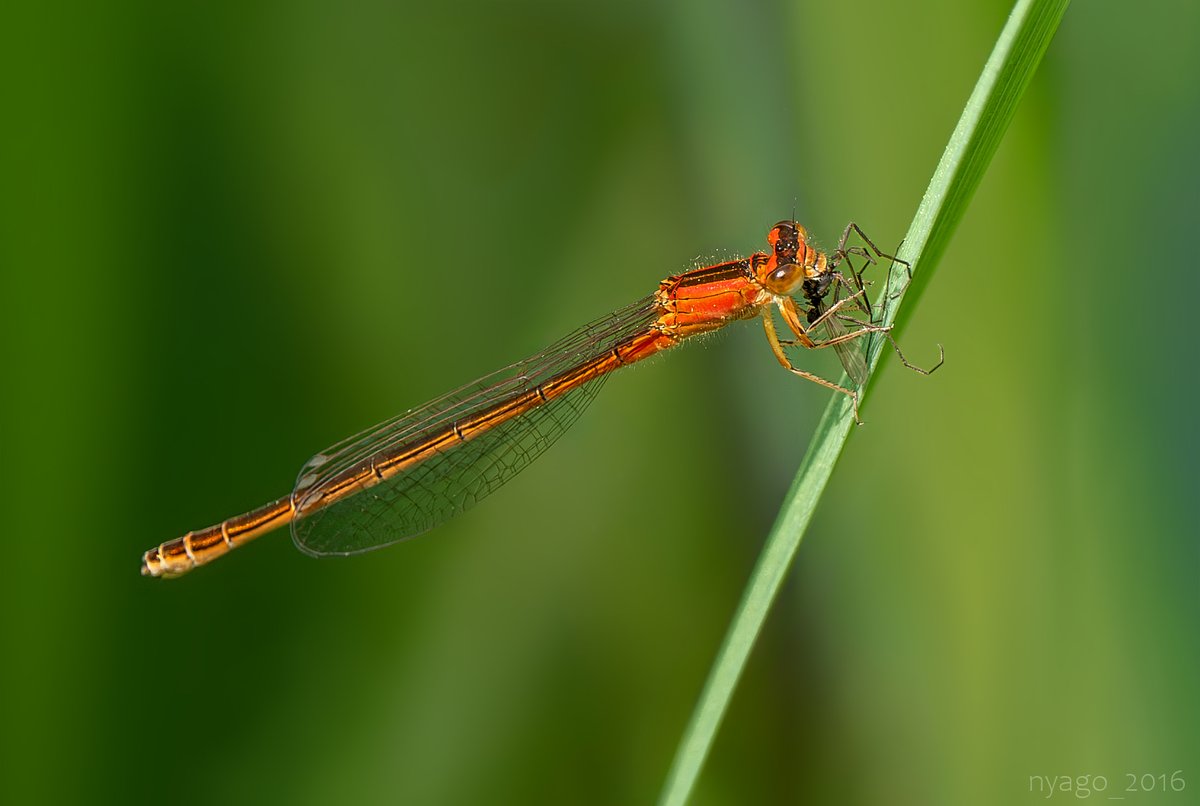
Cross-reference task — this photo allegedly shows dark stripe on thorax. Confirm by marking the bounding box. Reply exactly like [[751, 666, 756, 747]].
[[672, 259, 751, 289]]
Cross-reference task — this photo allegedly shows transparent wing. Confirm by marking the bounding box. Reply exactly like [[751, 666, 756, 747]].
[[812, 299, 869, 387], [291, 294, 661, 557]]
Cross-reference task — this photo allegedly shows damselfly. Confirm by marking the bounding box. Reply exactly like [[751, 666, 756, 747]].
[[141, 221, 939, 578]]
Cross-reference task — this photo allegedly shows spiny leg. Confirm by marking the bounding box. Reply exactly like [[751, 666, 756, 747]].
[[781, 295, 891, 350], [834, 221, 912, 280], [762, 309, 863, 424], [877, 329, 945, 375], [816, 309, 945, 379], [833, 221, 914, 315], [826, 250, 875, 320]]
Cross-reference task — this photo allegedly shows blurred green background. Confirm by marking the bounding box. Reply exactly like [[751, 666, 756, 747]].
[[3, 0, 1197, 803]]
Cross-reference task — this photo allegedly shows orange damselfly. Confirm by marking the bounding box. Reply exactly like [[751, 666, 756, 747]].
[[141, 220, 937, 578]]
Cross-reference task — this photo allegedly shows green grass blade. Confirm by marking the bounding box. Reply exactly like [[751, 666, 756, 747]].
[[657, 1, 1071, 804]]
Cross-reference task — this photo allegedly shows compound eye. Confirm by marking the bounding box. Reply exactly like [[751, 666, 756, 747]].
[[765, 262, 802, 294]]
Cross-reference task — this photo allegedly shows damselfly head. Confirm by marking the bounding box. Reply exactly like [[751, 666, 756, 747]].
[[767, 220, 808, 258], [762, 220, 824, 295], [762, 261, 805, 295]]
